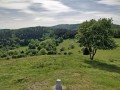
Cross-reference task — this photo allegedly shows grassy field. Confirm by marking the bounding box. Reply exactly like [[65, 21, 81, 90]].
[[0, 39, 120, 90]]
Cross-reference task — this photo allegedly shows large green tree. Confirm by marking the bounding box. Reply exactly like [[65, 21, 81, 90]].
[[76, 18, 117, 60]]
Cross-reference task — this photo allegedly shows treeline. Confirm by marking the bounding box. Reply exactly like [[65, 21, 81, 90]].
[[0, 26, 77, 49], [112, 24, 120, 38], [0, 23, 120, 59], [0, 24, 120, 49], [0, 26, 76, 59]]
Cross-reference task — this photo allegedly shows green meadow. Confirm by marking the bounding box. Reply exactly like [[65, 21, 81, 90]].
[[0, 39, 120, 90]]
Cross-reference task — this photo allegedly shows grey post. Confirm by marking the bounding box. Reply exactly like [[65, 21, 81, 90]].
[[56, 79, 62, 90]]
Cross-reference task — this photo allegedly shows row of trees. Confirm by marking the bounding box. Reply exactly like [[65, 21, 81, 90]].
[[0, 26, 76, 49], [0, 39, 75, 59]]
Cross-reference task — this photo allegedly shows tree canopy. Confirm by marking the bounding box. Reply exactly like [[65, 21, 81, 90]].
[[77, 18, 117, 60]]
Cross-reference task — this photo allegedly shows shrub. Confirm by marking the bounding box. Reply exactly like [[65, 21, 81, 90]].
[[26, 49, 38, 55], [8, 51, 18, 56], [1, 53, 7, 58], [38, 48, 48, 55], [37, 45, 42, 50], [47, 50, 57, 55], [28, 44, 36, 49], [20, 51, 24, 54], [68, 51, 73, 55], [12, 54, 25, 59], [69, 44, 74, 49], [6, 56, 11, 60], [60, 47, 65, 51], [57, 52, 62, 55], [17, 54, 25, 58], [12, 55, 17, 59], [63, 52, 67, 55]]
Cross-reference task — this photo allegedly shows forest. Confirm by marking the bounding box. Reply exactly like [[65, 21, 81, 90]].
[[0, 25, 77, 59]]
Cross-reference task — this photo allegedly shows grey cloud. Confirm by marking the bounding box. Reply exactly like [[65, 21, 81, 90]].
[[0, 0, 120, 29], [59, 0, 120, 13], [0, 7, 33, 21], [29, 3, 48, 12]]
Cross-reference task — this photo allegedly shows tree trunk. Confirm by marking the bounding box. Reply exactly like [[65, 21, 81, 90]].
[[89, 48, 97, 61]]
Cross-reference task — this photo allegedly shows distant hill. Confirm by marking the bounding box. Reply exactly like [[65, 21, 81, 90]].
[[0, 23, 120, 31], [51, 24, 120, 31], [51, 24, 80, 30], [112, 24, 120, 30]]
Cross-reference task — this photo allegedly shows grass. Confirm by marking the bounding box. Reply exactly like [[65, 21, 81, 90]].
[[0, 39, 120, 90]]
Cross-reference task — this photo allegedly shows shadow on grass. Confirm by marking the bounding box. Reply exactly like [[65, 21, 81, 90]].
[[84, 60, 120, 74]]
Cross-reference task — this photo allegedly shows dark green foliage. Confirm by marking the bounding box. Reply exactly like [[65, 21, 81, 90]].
[[47, 50, 57, 55], [28, 44, 36, 49], [63, 52, 67, 55], [1, 53, 8, 58], [37, 45, 42, 50], [39, 39, 57, 52], [7, 51, 18, 56], [0, 22, 119, 59], [54, 29, 77, 39], [14, 27, 50, 39], [68, 44, 75, 49], [28, 39, 40, 49], [112, 24, 120, 38], [0, 29, 12, 39], [51, 24, 79, 30], [20, 51, 24, 54], [77, 18, 117, 60], [60, 47, 65, 51], [26, 49, 38, 56], [54, 37, 63, 46], [12, 54, 25, 59], [19, 39, 29, 46], [68, 51, 73, 55], [38, 48, 48, 55], [6, 56, 11, 60], [57, 52, 62, 55], [83, 48, 89, 55], [0, 23, 120, 51]]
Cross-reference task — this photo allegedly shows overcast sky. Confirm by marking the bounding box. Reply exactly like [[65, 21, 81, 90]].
[[0, 0, 120, 29]]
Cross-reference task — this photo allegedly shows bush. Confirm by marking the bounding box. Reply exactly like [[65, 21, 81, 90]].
[[47, 51, 57, 55], [20, 51, 24, 54], [6, 56, 11, 60], [63, 52, 67, 55], [8, 51, 18, 56], [57, 52, 62, 55], [1, 53, 7, 58], [28, 44, 36, 49], [69, 44, 74, 49], [60, 47, 65, 51], [38, 48, 48, 55], [26, 49, 38, 56], [68, 51, 73, 55], [17, 54, 25, 58], [12, 54, 25, 59], [37, 45, 42, 50]]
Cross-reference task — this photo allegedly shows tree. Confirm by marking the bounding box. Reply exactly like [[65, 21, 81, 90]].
[[38, 48, 48, 55], [76, 18, 117, 60]]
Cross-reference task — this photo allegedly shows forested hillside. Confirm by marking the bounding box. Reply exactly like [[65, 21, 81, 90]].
[[0, 26, 76, 59], [0, 23, 120, 59], [112, 24, 120, 38], [51, 24, 79, 30]]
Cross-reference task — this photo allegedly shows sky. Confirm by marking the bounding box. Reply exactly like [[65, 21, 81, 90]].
[[0, 0, 120, 29]]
